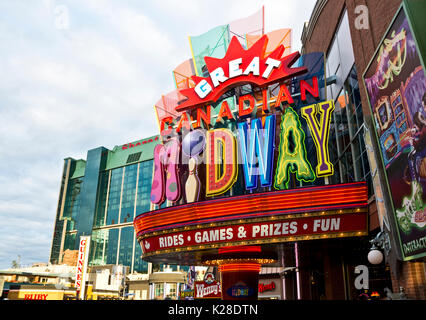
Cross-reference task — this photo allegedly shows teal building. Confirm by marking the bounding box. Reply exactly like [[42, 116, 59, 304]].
[[49, 136, 160, 273]]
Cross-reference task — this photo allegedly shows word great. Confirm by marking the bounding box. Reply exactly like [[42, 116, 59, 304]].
[[151, 34, 334, 205]]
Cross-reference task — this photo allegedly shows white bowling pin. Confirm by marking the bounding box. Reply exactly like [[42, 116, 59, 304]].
[[185, 157, 200, 203]]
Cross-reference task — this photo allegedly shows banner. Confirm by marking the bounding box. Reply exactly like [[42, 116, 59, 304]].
[[364, 5, 426, 260], [141, 212, 367, 255], [75, 236, 91, 299]]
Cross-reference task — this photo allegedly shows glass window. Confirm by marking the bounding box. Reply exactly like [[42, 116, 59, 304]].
[[327, 38, 340, 76], [63, 232, 76, 251], [335, 90, 350, 154], [154, 283, 164, 300], [94, 171, 109, 227], [327, 9, 355, 103], [336, 11, 355, 79], [62, 177, 83, 230], [120, 165, 138, 223], [328, 64, 371, 190], [135, 160, 153, 216], [118, 227, 134, 267], [166, 283, 177, 299], [106, 167, 123, 225], [133, 241, 148, 273], [105, 228, 119, 265], [90, 229, 107, 266]]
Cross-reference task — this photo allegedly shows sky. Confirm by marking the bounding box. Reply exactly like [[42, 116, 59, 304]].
[[0, 0, 317, 269]]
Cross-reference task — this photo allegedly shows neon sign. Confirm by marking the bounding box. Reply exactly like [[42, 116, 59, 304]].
[[205, 129, 238, 196], [275, 106, 315, 190], [177, 35, 307, 112], [301, 100, 335, 177], [259, 282, 276, 293], [150, 138, 182, 205], [238, 114, 276, 190], [151, 34, 335, 205]]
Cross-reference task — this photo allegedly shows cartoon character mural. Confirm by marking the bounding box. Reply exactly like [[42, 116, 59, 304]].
[[364, 6, 426, 260]]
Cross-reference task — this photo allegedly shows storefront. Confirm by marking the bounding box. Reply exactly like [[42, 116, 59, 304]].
[[301, 0, 425, 299], [259, 268, 282, 300], [148, 268, 186, 300], [133, 22, 373, 299], [7, 284, 77, 300]]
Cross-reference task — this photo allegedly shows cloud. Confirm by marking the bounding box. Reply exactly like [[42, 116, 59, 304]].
[[0, 0, 317, 269]]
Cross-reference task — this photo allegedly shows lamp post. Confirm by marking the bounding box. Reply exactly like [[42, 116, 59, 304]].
[[367, 231, 391, 265]]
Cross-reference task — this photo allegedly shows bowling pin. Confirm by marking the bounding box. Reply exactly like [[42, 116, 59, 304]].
[[185, 157, 200, 203]]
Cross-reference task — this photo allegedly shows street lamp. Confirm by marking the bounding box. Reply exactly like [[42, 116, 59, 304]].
[[368, 245, 384, 265], [367, 231, 390, 265]]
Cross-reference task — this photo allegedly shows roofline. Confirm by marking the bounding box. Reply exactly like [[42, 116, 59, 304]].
[[0, 270, 75, 277], [301, 0, 328, 47]]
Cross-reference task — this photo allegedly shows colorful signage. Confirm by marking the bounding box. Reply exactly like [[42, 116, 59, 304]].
[[7, 289, 77, 300], [194, 281, 221, 299], [24, 293, 49, 300], [227, 283, 255, 298], [258, 281, 276, 293], [121, 136, 159, 150], [149, 34, 334, 207], [193, 271, 221, 299], [135, 33, 369, 263], [179, 289, 194, 299], [155, 96, 334, 200], [177, 35, 307, 111], [136, 182, 367, 236], [364, 5, 426, 260], [140, 212, 367, 255], [75, 236, 91, 299]]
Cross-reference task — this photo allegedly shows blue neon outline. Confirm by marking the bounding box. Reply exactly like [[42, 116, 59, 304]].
[[237, 114, 276, 190]]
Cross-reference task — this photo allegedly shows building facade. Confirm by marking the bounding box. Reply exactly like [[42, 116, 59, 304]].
[[49, 136, 160, 274], [48, 2, 426, 300], [132, 1, 425, 300], [301, 0, 426, 299]]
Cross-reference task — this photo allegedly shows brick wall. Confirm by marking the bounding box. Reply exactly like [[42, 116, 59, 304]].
[[391, 261, 426, 299], [61, 249, 78, 266], [302, 0, 402, 117], [345, 0, 402, 118], [302, 0, 426, 300], [302, 0, 346, 55]]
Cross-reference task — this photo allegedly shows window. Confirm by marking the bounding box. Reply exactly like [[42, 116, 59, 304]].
[[133, 241, 148, 273], [154, 283, 164, 300], [94, 171, 109, 227], [118, 227, 134, 267], [326, 10, 355, 101], [328, 64, 372, 195], [90, 229, 107, 266], [105, 228, 119, 265], [106, 168, 123, 225], [127, 152, 142, 164], [120, 164, 137, 223], [62, 177, 83, 230], [63, 232, 76, 251], [135, 160, 153, 216]]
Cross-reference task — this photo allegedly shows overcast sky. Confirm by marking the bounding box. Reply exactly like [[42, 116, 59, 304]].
[[0, 0, 317, 269]]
